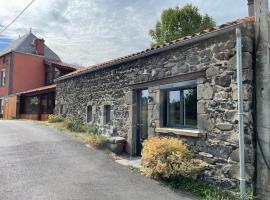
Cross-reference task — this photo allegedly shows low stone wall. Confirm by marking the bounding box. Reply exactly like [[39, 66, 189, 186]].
[[56, 23, 255, 190]]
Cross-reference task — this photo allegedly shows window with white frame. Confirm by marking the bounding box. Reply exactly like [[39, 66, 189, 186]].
[[86, 105, 93, 123], [161, 80, 197, 129], [0, 69, 6, 87]]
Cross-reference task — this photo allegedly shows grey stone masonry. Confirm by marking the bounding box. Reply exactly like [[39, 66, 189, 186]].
[[56, 23, 255, 190]]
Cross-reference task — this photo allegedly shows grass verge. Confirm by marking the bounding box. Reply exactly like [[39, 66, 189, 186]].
[[39, 121, 107, 149]]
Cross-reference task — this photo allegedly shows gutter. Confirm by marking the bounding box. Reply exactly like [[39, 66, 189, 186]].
[[236, 27, 246, 199], [56, 24, 244, 82]]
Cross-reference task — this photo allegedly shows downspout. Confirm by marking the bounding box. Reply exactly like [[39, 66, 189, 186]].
[[236, 27, 246, 199]]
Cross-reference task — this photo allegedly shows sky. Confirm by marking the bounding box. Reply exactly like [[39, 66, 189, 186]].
[[0, 0, 252, 66]]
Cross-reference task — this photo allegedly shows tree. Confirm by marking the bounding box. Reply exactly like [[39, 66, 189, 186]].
[[149, 4, 216, 47]]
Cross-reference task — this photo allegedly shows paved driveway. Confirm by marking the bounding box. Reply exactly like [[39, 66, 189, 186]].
[[0, 120, 197, 200]]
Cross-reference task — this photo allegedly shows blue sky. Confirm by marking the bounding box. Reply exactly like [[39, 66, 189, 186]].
[[0, 0, 252, 65]]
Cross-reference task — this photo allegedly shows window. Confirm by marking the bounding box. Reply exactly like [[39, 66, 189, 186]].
[[162, 81, 197, 128], [104, 105, 112, 124], [55, 68, 61, 79], [0, 69, 6, 87], [2, 56, 5, 64], [0, 98, 3, 114], [86, 105, 93, 123]]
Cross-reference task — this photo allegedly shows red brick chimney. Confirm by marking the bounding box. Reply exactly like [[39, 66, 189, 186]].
[[35, 38, 45, 55], [248, 0, 254, 16]]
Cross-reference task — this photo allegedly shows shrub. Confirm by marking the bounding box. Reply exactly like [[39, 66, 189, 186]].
[[141, 136, 205, 179], [48, 114, 64, 123], [63, 116, 86, 132], [86, 126, 98, 134], [82, 133, 107, 149]]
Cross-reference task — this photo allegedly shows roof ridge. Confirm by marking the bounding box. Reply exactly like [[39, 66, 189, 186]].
[[56, 15, 255, 81]]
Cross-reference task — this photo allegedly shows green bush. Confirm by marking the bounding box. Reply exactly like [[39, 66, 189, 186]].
[[63, 116, 86, 132], [86, 126, 98, 134], [82, 133, 107, 149], [141, 136, 205, 179], [48, 114, 64, 123]]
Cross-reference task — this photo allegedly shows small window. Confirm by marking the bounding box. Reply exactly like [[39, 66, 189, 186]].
[[86, 105, 93, 123], [104, 105, 112, 124], [163, 81, 197, 128], [0, 69, 6, 87], [2, 56, 6, 64], [55, 68, 61, 79]]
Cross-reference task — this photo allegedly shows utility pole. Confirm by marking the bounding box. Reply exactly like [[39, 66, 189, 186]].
[[255, 0, 270, 199]]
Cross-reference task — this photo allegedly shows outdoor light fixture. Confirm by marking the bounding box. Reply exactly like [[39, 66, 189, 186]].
[[142, 69, 150, 76]]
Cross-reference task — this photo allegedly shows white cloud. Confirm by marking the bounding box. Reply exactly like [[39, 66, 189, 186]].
[[0, 0, 250, 66]]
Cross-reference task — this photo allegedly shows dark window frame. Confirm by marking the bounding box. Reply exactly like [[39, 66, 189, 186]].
[[162, 80, 197, 129], [2, 56, 6, 64], [86, 105, 93, 123], [104, 105, 112, 124]]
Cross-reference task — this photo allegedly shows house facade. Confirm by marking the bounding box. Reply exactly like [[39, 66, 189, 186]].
[[54, 1, 270, 198], [0, 32, 77, 120], [55, 17, 255, 190]]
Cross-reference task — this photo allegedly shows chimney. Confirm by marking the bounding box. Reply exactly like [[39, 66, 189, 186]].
[[35, 38, 45, 55], [248, 0, 255, 16]]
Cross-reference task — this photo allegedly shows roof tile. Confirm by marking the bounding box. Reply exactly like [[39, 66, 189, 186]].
[[57, 16, 255, 81]]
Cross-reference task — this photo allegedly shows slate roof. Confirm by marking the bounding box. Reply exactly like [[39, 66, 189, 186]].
[[56, 16, 255, 82], [0, 32, 61, 61]]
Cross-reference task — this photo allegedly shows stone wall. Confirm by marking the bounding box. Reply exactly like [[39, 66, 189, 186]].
[[56, 23, 255, 190]]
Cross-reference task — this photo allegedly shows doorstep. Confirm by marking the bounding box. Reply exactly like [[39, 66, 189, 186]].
[[111, 153, 141, 168]]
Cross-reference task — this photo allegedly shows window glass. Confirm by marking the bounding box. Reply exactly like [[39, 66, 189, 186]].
[[55, 68, 61, 79], [184, 88, 197, 127], [87, 105, 92, 122], [1, 69, 6, 87], [168, 91, 180, 127], [163, 82, 197, 129], [2, 56, 5, 64], [0, 98, 3, 114], [105, 105, 112, 124]]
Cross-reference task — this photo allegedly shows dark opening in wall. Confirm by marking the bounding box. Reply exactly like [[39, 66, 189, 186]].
[[87, 105, 93, 123], [104, 105, 112, 124]]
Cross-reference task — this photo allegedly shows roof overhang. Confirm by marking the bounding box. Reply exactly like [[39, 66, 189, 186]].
[[55, 17, 253, 82], [17, 85, 56, 97], [45, 59, 79, 71]]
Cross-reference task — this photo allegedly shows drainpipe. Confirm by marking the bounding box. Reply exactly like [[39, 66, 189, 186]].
[[236, 27, 246, 199]]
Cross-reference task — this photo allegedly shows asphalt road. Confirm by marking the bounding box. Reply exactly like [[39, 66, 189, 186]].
[[0, 120, 198, 200]]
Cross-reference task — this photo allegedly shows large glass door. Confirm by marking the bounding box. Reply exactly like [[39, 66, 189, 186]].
[[136, 89, 149, 156]]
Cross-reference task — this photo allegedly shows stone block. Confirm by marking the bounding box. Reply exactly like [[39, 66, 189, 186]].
[[206, 66, 220, 78], [197, 83, 214, 100], [216, 123, 233, 131], [207, 144, 233, 159]]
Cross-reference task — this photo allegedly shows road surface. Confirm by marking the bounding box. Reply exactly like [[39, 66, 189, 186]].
[[0, 120, 197, 200]]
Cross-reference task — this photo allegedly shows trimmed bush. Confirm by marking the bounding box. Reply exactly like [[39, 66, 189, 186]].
[[82, 134, 107, 149], [141, 136, 205, 179], [48, 114, 64, 123], [63, 116, 86, 132]]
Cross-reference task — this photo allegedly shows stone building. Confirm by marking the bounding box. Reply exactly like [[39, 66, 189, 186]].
[[56, 16, 255, 189]]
